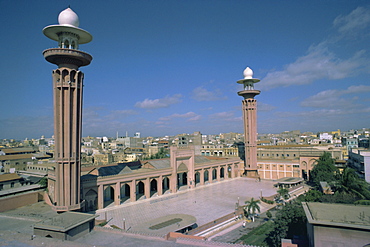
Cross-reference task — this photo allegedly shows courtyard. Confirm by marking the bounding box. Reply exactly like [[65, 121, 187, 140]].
[[95, 177, 277, 236]]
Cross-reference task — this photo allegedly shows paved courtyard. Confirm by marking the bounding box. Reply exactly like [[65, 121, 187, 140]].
[[0, 177, 279, 246], [95, 177, 277, 235]]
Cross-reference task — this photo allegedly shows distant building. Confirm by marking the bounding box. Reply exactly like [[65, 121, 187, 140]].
[[358, 136, 370, 149], [342, 137, 358, 150], [256, 146, 343, 180], [0, 173, 23, 191], [319, 133, 333, 143], [347, 149, 370, 182], [200, 144, 238, 157], [0, 173, 42, 193], [117, 137, 144, 148], [0, 148, 51, 173]]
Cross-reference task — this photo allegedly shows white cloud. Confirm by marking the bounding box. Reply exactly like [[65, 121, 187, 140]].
[[158, 112, 201, 122], [333, 6, 370, 35], [300, 85, 370, 109], [135, 94, 182, 109], [260, 44, 365, 90], [209, 111, 234, 119], [260, 6, 370, 91], [191, 86, 227, 101]]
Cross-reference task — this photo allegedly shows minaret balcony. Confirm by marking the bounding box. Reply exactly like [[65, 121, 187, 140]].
[[237, 89, 261, 99], [43, 48, 92, 68]]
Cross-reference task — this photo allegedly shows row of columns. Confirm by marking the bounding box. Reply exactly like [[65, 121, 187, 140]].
[[95, 163, 240, 210]]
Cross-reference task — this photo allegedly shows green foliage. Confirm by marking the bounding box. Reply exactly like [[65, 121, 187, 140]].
[[300, 189, 323, 202], [310, 152, 338, 189], [265, 201, 307, 247], [320, 191, 359, 204], [354, 200, 370, 205], [110, 225, 121, 229], [235, 221, 274, 246], [244, 197, 261, 218], [277, 188, 290, 200], [144, 147, 169, 160], [266, 210, 272, 220], [38, 177, 48, 187], [333, 167, 370, 200], [261, 197, 274, 204]]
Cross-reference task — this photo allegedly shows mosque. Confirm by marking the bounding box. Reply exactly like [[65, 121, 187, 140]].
[[42, 7, 310, 213]]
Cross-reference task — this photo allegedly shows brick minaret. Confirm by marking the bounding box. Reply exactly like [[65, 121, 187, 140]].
[[237, 67, 260, 177], [43, 7, 92, 212]]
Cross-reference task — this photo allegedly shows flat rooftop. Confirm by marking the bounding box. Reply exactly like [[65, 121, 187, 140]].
[[34, 211, 96, 232], [302, 202, 370, 230]]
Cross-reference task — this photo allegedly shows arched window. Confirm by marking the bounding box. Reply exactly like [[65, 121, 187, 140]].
[[71, 41, 76, 49], [64, 39, 69, 48]]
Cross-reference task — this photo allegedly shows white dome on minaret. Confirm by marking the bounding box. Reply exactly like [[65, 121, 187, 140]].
[[58, 7, 80, 27], [243, 67, 254, 79]]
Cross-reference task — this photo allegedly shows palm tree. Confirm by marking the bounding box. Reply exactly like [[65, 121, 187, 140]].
[[334, 167, 370, 200], [244, 197, 261, 222]]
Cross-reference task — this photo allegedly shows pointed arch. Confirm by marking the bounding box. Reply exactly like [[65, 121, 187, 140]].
[[178, 162, 188, 172], [64, 39, 70, 48]]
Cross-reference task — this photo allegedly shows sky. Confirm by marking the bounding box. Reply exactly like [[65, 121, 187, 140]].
[[0, 0, 369, 140]]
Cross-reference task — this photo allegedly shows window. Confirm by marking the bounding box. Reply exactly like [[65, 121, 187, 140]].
[[0, 184, 3, 190], [11, 182, 14, 188]]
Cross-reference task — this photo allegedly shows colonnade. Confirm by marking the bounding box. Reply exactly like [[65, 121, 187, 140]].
[[83, 162, 241, 211]]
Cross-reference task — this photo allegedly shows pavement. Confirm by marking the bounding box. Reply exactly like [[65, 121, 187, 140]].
[[0, 177, 280, 247], [94, 177, 277, 235]]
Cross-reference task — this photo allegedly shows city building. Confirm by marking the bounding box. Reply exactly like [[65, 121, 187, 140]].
[[256, 145, 344, 180], [347, 148, 370, 182]]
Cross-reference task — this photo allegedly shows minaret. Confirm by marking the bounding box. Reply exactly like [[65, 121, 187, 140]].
[[43, 7, 92, 212], [237, 67, 260, 177]]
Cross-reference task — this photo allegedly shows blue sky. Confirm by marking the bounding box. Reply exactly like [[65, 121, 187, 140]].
[[1, 0, 369, 139]]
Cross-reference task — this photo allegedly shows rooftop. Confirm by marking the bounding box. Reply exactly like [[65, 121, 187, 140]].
[[302, 202, 370, 230], [34, 211, 96, 232], [0, 173, 21, 182]]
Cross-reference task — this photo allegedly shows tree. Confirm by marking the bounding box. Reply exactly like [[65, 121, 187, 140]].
[[244, 197, 260, 222], [333, 167, 370, 200], [266, 201, 307, 247], [266, 210, 272, 220], [38, 176, 48, 187], [277, 188, 290, 200], [300, 189, 323, 202], [310, 152, 338, 189], [144, 147, 169, 160]]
